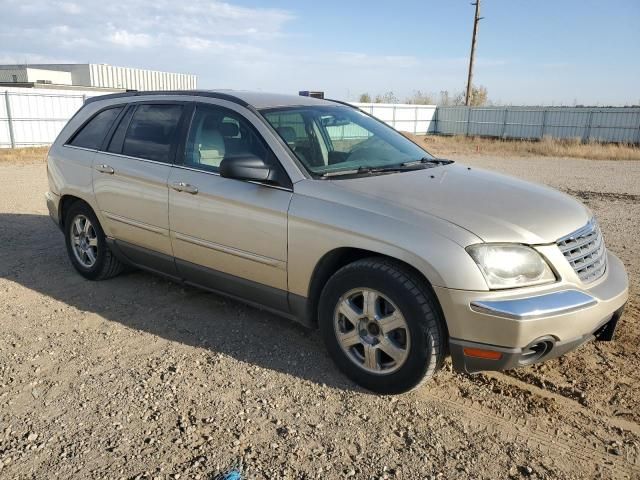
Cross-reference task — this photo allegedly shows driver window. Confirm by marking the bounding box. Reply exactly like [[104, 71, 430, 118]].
[[323, 118, 372, 153], [264, 111, 328, 168], [184, 105, 270, 173]]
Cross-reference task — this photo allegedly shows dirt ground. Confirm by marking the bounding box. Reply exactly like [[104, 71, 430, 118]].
[[1, 154, 639, 479]]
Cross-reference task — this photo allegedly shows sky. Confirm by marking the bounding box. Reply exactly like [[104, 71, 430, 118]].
[[1, 0, 639, 105]]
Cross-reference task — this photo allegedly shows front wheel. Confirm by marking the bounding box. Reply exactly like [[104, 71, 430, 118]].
[[318, 258, 446, 394]]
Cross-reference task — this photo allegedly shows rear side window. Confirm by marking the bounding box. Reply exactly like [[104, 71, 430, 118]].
[[68, 106, 123, 149], [122, 105, 183, 162]]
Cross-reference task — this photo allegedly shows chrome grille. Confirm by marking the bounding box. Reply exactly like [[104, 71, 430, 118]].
[[556, 219, 607, 283]]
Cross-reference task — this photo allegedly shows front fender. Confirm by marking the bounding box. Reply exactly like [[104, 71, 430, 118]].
[[287, 187, 488, 298]]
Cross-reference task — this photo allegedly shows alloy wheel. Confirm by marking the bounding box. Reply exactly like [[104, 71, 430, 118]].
[[333, 288, 411, 374], [70, 214, 98, 268]]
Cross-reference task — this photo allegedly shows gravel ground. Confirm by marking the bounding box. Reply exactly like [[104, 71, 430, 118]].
[[0, 156, 639, 479]]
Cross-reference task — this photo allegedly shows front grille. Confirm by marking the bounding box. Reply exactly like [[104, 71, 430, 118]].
[[556, 219, 607, 283]]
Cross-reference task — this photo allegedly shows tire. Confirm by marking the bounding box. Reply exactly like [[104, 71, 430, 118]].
[[64, 201, 124, 280], [318, 257, 446, 394]]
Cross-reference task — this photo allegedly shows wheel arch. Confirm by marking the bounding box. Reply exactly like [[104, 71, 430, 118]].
[[58, 194, 86, 229], [302, 247, 448, 333]]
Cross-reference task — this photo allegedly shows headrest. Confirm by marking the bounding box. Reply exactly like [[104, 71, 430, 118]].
[[277, 126, 296, 143], [220, 122, 239, 137]]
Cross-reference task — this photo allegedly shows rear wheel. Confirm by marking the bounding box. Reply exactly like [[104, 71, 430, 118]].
[[319, 257, 446, 394], [64, 202, 124, 280]]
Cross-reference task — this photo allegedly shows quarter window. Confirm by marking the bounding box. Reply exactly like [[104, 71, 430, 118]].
[[69, 106, 123, 149], [184, 105, 271, 173], [122, 104, 183, 162]]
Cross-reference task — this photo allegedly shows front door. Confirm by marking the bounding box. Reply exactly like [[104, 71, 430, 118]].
[[168, 102, 292, 310]]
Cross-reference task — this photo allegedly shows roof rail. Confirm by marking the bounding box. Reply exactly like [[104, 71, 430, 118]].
[[326, 98, 359, 109], [84, 90, 250, 108]]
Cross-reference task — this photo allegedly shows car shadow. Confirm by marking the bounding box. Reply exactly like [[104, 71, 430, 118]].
[[0, 212, 360, 392]]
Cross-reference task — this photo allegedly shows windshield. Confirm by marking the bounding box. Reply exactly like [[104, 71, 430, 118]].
[[261, 105, 437, 176]]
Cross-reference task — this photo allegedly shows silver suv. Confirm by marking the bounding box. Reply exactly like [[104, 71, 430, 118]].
[[46, 91, 628, 393]]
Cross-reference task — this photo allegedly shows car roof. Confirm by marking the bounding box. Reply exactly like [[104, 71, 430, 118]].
[[216, 90, 337, 109], [84, 89, 340, 110]]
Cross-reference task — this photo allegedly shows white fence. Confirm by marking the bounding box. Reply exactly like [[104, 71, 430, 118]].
[[1, 87, 106, 148], [351, 102, 438, 135], [2, 88, 639, 148]]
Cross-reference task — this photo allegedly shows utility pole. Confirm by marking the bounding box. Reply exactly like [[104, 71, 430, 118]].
[[465, 0, 482, 106]]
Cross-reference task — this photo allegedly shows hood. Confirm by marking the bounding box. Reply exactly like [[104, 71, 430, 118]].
[[332, 163, 591, 244]]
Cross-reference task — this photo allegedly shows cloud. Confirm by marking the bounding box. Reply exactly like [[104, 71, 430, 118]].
[[0, 1, 519, 101], [3, 0, 294, 46], [176, 37, 266, 59], [58, 2, 83, 14], [0, 0, 296, 76], [108, 30, 155, 48], [334, 52, 421, 69]]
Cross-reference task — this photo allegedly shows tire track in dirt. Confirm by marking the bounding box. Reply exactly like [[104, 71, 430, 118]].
[[421, 389, 640, 477], [481, 372, 640, 435], [564, 189, 640, 204]]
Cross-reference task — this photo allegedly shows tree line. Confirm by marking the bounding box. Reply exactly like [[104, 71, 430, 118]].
[[358, 85, 489, 106]]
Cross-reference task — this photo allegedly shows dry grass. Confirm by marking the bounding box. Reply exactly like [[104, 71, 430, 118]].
[[402, 133, 640, 161], [0, 146, 49, 164]]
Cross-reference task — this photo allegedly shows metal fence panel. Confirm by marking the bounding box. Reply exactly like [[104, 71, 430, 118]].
[[468, 108, 503, 137], [503, 108, 546, 139], [588, 109, 640, 143], [432, 106, 467, 135], [434, 106, 640, 144]]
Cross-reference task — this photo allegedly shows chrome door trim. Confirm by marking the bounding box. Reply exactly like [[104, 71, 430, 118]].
[[63, 145, 98, 153], [173, 231, 286, 269], [95, 150, 171, 167], [103, 211, 166, 235]]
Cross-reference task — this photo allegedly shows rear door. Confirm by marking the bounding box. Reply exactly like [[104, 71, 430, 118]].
[[92, 102, 187, 265], [168, 101, 293, 309]]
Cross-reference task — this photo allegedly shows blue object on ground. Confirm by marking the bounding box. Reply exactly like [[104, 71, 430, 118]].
[[221, 469, 242, 480]]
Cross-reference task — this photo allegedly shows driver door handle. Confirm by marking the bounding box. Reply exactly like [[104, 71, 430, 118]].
[[171, 181, 198, 194]]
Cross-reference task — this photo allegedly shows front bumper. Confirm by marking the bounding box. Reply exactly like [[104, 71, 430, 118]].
[[434, 251, 629, 374]]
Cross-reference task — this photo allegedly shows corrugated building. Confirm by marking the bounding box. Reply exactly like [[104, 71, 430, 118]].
[[0, 64, 196, 91]]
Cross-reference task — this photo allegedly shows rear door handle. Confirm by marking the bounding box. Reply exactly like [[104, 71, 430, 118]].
[[171, 181, 198, 194], [96, 164, 114, 174]]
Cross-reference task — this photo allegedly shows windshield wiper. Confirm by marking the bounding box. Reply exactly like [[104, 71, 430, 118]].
[[320, 164, 425, 178], [401, 157, 454, 167]]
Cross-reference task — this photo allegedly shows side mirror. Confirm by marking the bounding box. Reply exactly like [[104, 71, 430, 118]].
[[220, 154, 273, 182]]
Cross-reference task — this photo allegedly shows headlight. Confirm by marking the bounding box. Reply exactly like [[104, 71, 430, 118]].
[[466, 244, 555, 289]]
